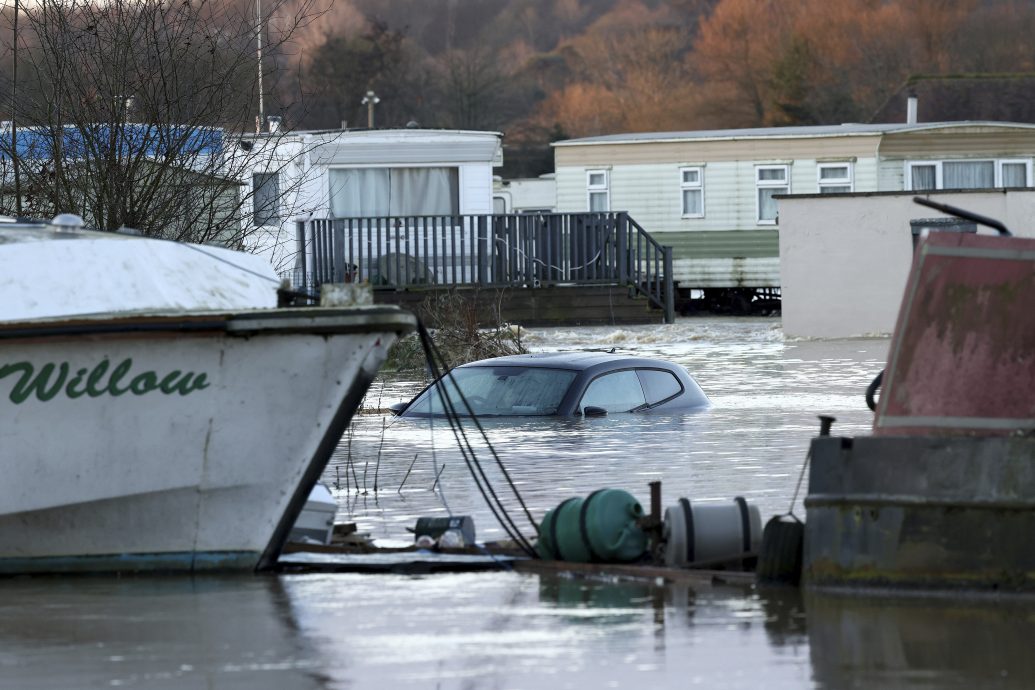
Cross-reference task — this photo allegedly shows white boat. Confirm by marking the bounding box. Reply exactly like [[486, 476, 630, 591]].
[[0, 218, 415, 573], [288, 483, 337, 545]]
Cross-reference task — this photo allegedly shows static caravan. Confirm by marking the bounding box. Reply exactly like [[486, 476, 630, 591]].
[[492, 174, 556, 213], [552, 122, 1035, 304], [235, 128, 503, 277]]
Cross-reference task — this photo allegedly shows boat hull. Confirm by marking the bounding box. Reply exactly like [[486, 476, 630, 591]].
[[0, 307, 414, 574], [804, 435, 1035, 592]]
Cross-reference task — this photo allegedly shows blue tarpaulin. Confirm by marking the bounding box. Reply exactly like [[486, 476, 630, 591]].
[[0, 123, 223, 160]]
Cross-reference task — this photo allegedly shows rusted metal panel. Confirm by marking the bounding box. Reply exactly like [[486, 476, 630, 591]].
[[804, 436, 1035, 591], [875, 232, 1035, 436]]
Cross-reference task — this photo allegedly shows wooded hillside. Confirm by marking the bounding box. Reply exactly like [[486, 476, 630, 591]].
[[6, 0, 1035, 177]]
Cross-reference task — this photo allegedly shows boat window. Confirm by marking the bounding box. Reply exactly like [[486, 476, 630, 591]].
[[579, 370, 646, 413], [636, 369, 684, 405], [405, 366, 577, 417]]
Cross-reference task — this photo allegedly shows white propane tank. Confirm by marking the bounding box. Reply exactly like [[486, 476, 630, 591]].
[[662, 496, 762, 568]]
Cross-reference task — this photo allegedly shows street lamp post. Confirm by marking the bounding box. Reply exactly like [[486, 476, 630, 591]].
[[361, 90, 380, 129], [12, 0, 21, 215]]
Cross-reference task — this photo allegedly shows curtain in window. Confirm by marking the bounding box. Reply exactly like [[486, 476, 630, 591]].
[[329, 168, 458, 217], [589, 191, 608, 212], [819, 166, 849, 180], [391, 168, 458, 215], [944, 161, 994, 189], [911, 165, 936, 191], [682, 189, 702, 215], [1002, 163, 1028, 187], [758, 187, 784, 221], [329, 169, 390, 217], [252, 172, 279, 226]]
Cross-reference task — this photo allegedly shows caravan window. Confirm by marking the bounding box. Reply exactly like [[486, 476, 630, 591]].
[[586, 170, 610, 212], [905, 159, 1032, 191], [252, 172, 280, 227], [818, 163, 853, 193], [680, 167, 704, 217], [329, 167, 460, 217], [755, 165, 789, 224]]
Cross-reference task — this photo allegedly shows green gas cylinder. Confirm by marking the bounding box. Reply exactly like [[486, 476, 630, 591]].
[[537, 489, 648, 563]]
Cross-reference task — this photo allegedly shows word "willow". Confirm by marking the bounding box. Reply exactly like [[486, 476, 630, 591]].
[[0, 358, 210, 404]]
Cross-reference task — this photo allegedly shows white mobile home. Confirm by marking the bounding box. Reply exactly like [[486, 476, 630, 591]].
[[552, 122, 1035, 295], [234, 128, 503, 273], [492, 174, 556, 213]]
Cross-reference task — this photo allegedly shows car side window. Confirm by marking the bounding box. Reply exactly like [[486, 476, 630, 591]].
[[579, 370, 646, 413], [637, 369, 684, 406]]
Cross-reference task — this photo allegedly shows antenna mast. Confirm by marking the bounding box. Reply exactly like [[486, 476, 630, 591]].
[[256, 0, 264, 132]]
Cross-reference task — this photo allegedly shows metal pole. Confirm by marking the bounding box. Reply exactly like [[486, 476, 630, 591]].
[[256, 0, 264, 132], [663, 245, 674, 324], [361, 91, 380, 128], [12, 0, 21, 216], [295, 220, 307, 293]]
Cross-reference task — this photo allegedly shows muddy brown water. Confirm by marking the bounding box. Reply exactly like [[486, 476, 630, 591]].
[[3, 318, 1033, 689]]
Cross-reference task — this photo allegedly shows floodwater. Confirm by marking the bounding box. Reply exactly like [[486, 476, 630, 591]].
[[4, 318, 1035, 689]]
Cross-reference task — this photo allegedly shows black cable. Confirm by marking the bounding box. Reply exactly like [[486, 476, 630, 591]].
[[422, 323, 540, 534], [418, 326, 537, 557], [415, 323, 537, 557], [865, 369, 883, 412]]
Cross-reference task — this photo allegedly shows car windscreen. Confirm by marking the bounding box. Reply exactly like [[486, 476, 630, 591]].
[[405, 366, 578, 417]]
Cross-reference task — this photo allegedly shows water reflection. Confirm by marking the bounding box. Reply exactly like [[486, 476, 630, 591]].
[[278, 572, 813, 689], [0, 576, 326, 689], [805, 589, 1035, 689]]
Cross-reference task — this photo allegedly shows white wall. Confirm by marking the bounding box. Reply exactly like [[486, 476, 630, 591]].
[[459, 163, 494, 214], [493, 175, 556, 212], [779, 190, 1035, 338]]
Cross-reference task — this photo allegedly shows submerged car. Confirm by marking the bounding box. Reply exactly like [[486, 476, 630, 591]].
[[391, 352, 709, 418]]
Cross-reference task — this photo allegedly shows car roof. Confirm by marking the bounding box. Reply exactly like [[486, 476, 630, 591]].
[[455, 352, 680, 372]]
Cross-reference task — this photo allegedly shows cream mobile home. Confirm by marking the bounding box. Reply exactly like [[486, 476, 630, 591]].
[[552, 121, 1035, 305]]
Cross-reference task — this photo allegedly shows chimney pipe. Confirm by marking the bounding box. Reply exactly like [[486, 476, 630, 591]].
[[906, 95, 918, 125], [266, 115, 282, 134]]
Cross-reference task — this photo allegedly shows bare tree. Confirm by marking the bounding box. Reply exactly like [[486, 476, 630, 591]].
[[437, 44, 509, 130], [0, 0, 320, 246]]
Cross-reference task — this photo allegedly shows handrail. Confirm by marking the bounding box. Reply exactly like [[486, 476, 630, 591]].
[[295, 212, 675, 323], [621, 213, 675, 322]]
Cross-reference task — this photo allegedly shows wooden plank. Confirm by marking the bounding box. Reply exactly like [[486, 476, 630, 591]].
[[513, 559, 756, 586]]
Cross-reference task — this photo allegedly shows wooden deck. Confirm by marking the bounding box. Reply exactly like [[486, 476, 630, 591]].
[[372, 284, 665, 328], [294, 212, 675, 324]]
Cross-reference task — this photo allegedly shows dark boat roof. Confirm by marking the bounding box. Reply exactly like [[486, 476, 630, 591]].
[[456, 352, 676, 371]]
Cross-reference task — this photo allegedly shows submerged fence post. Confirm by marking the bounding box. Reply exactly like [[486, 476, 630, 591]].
[[333, 220, 346, 283], [663, 245, 674, 324], [477, 215, 489, 285], [616, 212, 629, 285], [295, 220, 307, 292]]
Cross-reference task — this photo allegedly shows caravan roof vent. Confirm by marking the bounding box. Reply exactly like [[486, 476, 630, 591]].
[[51, 214, 85, 231]]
